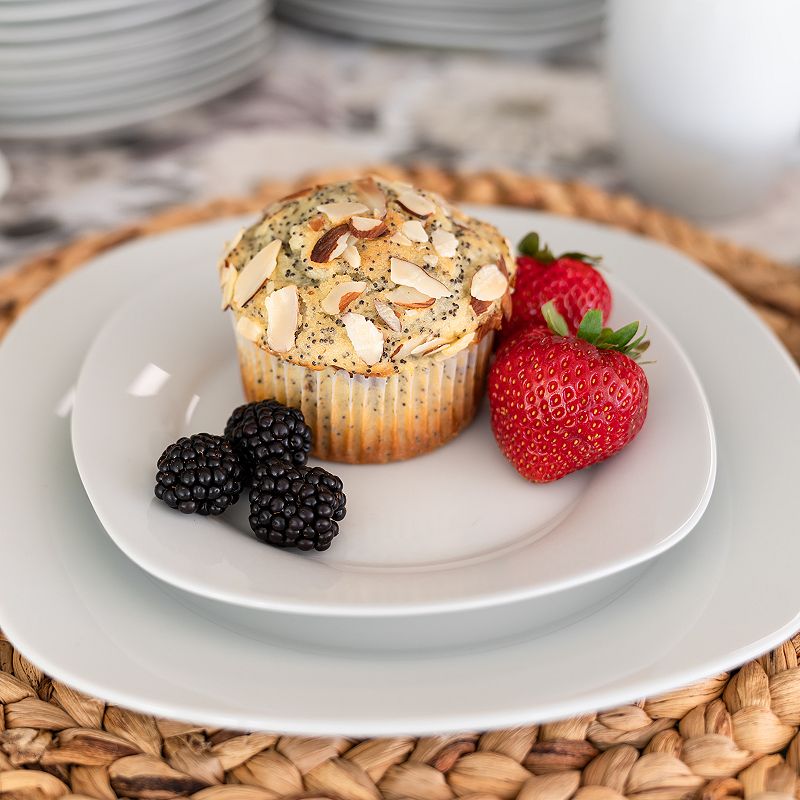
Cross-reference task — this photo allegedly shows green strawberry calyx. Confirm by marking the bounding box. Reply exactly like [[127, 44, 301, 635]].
[[541, 301, 650, 359], [518, 231, 602, 266]]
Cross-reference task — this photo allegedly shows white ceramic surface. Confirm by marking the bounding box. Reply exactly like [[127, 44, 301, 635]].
[[71, 265, 715, 617], [0, 0, 264, 64], [0, 0, 270, 138], [0, 0, 220, 41], [0, 33, 268, 116], [608, 0, 800, 218], [1, 208, 799, 735], [278, 0, 603, 51], [0, 25, 269, 101], [0, 11, 262, 83], [0, 60, 266, 139]]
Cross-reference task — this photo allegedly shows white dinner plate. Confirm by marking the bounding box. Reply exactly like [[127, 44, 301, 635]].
[[277, 7, 602, 51], [0, 57, 266, 139], [71, 263, 714, 616], [0, 0, 231, 42], [0, 9, 262, 84], [1, 209, 799, 735], [282, 0, 602, 32], [0, 26, 270, 105], [0, 37, 266, 119], [0, 0, 264, 65]]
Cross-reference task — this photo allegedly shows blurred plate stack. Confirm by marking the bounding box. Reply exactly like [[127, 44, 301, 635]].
[[277, 0, 604, 51], [0, 0, 273, 139]]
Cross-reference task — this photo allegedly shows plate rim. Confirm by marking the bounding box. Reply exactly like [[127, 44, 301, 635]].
[[70, 256, 717, 617], [0, 208, 798, 735]]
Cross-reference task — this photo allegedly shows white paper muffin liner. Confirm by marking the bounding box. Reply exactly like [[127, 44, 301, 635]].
[[234, 331, 494, 463]]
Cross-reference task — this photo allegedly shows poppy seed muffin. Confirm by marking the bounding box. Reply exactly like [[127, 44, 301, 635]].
[[219, 176, 515, 463]]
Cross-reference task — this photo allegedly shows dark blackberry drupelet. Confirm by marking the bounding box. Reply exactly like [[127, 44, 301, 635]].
[[154, 433, 244, 516], [248, 460, 346, 551], [224, 400, 312, 469]]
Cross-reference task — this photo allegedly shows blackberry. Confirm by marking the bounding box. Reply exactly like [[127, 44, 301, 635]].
[[225, 400, 312, 469], [155, 433, 244, 516], [249, 460, 346, 551]]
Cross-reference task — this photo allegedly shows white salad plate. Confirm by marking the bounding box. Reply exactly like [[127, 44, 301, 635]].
[[71, 260, 715, 635], [1, 209, 799, 735]]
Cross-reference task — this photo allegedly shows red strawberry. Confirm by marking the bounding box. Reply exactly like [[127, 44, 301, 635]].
[[489, 302, 649, 483], [501, 232, 612, 341]]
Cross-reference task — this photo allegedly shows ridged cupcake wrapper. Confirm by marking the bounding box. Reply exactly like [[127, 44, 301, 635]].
[[234, 330, 494, 463]]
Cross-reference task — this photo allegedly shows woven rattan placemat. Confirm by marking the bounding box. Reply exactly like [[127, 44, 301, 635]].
[[1, 166, 799, 800]]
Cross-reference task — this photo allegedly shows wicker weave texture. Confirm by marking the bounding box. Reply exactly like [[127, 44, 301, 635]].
[[1, 166, 799, 800]]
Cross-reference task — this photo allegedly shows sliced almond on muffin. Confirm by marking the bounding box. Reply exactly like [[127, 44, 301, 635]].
[[390, 257, 451, 299], [348, 216, 388, 239], [316, 201, 369, 224], [431, 228, 458, 258], [385, 286, 436, 309], [397, 189, 436, 218], [322, 281, 368, 315], [470, 263, 508, 301], [374, 299, 402, 332], [236, 315, 264, 343], [342, 313, 384, 366], [310, 224, 351, 263], [266, 285, 299, 352], [233, 239, 281, 306]]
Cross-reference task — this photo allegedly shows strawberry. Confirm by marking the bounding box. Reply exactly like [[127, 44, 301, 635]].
[[489, 302, 649, 483], [501, 232, 612, 341]]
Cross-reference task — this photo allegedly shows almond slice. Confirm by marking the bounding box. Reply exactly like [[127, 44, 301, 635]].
[[431, 228, 458, 258], [388, 231, 413, 247], [374, 298, 402, 332], [348, 216, 388, 239], [321, 280, 367, 315], [310, 223, 350, 263], [397, 190, 436, 218], [435, 331, 475, 360], [221, 227, 245, 260], [410, 336, 450, 357], [233, 239, 281, 307], [316, 201, 369, 224], [354, 176, 387, 218], [390, 257, 452, 299], [342, 245, 361, 270], [220, 265, 236, 310], [235, 315, 264, 344], [392, 334, 431, 359], [471, 263, 509, 301], [266, 284, 299, 353], [401, 219, 428, 243], [308, 214, 325, 232], [497, 254, 509, 278], [471, 297, 492, 316], [341, 313, 384, 366], [385, 286, 436, 309]]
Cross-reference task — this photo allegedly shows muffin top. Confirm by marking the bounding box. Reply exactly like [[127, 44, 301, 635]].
[[219, 176, 514, 377]]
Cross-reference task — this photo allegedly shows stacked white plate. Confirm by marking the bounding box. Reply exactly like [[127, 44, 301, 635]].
[[0, 0, 273, 139], [277, 0, 604, 51], [1, 206, 799, 736]]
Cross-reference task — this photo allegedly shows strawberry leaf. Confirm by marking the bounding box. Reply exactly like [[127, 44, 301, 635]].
[[518, 232, 555, 262], [518, 232, 602, 266], [576, 314, 651, 360], [577, 309, 603, 343], [559, 251, 603, 266], [541, 300, 569, 337]]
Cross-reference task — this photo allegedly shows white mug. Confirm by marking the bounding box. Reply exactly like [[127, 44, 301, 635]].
[[607, 0, 800, 218]]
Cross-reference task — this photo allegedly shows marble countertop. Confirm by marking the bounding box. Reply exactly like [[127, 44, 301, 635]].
[[1, 24, 799, 272]]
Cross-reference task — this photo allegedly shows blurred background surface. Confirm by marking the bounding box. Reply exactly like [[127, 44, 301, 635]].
[[1, 0, 799, 271]]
